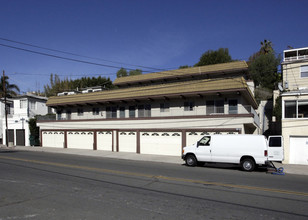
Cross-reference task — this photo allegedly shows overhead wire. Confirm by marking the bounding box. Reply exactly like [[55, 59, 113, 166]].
[[0, 37, 171, 72]]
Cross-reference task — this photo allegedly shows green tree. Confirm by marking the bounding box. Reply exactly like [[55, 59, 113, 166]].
[[43, 74, 114, 97], [0, 76, 20, 97], [116, 68, 128, 78], [194, 48, 233, 67], [128, 69, 142, 76], [260, 39, 273, 55], [248, 40, 281, 91], [179, 65, 191, 69]]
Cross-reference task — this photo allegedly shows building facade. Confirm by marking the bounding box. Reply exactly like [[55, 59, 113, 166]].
[[281, 47, 308, 165], [1, 93, 49, 146], [37, 61, 260, 157]]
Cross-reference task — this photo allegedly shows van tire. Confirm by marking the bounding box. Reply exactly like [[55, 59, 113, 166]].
[[241, 158, 255, 172], [185, 155, 197, 167]]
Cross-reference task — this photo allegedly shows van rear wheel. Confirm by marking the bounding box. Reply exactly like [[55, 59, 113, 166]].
[[185, 155, 197, 166], [241, 158, 255, 172]]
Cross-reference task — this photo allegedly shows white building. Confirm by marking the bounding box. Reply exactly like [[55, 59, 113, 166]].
[[1, 93, 49, 146], [281, 47, 308, 165], [37, 61, 261, 157]]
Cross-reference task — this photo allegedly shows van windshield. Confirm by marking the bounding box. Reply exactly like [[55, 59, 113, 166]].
[[199, 136, 211, 146]]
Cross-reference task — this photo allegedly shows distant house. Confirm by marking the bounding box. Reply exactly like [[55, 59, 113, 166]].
[[1, 93, 49, 146], [37, 61, 260, 156], [280, 47, 308, 165]]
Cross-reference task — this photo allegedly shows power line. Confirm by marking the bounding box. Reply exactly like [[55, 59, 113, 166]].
[[0, 37, 168, 72], [0, 42, 139, 71]]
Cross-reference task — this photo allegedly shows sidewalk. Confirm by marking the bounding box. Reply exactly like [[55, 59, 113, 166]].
[[1, 145, 307, 176]]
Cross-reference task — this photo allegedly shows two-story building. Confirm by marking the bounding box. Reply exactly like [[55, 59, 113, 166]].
[[1, 93, 49, 146], [281, 47, 308, 165], [37, 61, 260, 157]]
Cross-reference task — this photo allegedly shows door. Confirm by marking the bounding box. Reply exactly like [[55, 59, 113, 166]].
[[290, 136, 308, 165], [16, 129, 25, 146], [268, 136, 284, 161], [140, 132, 182, 156], [6, 129, 14, 146], [195, 136, 212, 162]]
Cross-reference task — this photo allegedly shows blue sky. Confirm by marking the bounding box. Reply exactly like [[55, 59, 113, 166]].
[[0, 0, 307, 93]]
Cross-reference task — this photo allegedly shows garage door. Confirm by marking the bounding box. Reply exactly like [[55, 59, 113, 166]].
[[186, 131, 239, 147], [140, 132, 182, 156], [97, 131, 113, 151], [67, 131, 94, 149], [42, 131, 65, 148], [118, 131, 136, 152], [290, 136, 308, 165]]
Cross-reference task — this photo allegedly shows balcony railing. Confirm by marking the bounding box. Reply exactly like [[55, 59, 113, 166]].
[[38, 105, 260, 127]]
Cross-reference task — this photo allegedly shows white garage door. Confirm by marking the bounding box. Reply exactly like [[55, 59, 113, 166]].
[[290, 136, 308, 165], [42, 131, 65, 148], [186, 132, 207, 147], [97, 131, 113, 151], [186, 131, 239, 147], [140, 132, 182, 156], [119, 131, 136, 153], [67, 131, 94, 149]]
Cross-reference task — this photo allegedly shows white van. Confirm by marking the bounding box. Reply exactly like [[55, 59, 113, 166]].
[[182, 135, 283, 171]]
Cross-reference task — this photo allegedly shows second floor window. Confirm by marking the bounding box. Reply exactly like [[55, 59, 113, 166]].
[[57, 110, 62, 120], [160, 103, 170, 112], [119, 107, 125, 118], [301, 65, 308, 78], [92, 107, 100, 115], [106, 106, 117, 118], [228, 99, 238, 114], [20, 100, 27, 109], [206, 100, 224, 114], [77, 108, 84, 116], [138, 104, 151, 117], [184, 101, 194, 111], [129, 106, 135, 118], [29, 100, 36, 110], [66, 110, 71, 120]]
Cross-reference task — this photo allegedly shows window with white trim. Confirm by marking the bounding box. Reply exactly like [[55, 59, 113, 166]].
[[284, 100, 308, 118], [301, 65, 308, 78], [29, 100, 36, 110], [20, 100, 27, 109]]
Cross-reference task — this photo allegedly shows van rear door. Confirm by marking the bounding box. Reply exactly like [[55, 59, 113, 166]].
[[268, 136, 284, 161]]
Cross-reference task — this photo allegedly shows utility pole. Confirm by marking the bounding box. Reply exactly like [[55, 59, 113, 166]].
[[3, 70, 8, 146]]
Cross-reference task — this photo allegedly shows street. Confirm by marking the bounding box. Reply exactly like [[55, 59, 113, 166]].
[[0, 150, 308, 220]]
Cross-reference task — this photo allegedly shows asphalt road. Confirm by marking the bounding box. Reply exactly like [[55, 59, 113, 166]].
[[0, 150, 308, 220]]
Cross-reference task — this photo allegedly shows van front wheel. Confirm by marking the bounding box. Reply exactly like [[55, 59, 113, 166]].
[[185, 155, 197, 166], [241, 158, 255, 171]]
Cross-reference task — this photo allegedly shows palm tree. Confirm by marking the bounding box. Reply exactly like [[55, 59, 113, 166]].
[[260, 39, 273, 55], [0, 76, 20, 98]]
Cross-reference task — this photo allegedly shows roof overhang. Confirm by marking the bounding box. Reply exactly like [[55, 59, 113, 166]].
[[47, 77, 258, 109]]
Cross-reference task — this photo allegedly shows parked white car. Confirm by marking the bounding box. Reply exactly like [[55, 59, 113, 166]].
[[182, 135, 283, 171]]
